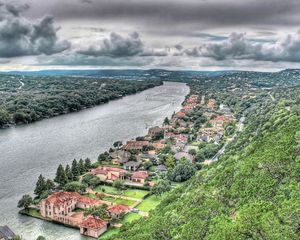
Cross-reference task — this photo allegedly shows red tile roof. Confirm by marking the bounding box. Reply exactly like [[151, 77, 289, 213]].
[[108, 205, 129, 214], [77, 196, 102, 206], [44, 192, 80, 206], [80, 216, 108, 230], [131, 171, 148, 179]]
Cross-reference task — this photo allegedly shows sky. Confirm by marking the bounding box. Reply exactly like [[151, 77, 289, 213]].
[[1, 0, 300, 71]]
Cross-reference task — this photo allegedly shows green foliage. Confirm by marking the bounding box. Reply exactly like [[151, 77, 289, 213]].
[[64, 181, 86, 192], [84, 204, 109, 220], [82, 174, 101, 188], [0, 108, 10, 127], [167, 159, 196, 182], [151, 180, 171, 196], [54, 164, 68, 187], [17, 194, 33, 211], [0, 74, 161, 126], [110, 103, 300, 240], [112, 179, 124, 190]]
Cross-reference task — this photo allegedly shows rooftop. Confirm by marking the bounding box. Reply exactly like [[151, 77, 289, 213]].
[[80, 216, 108, 230]]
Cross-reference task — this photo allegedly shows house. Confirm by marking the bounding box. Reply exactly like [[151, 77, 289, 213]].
[[152, 141, 165, 151], [197, 127, 224, 143], [40, 192, 104, 225], [174, 152, 194, 163], [91, 166, 128, 181], [0, 226, 16, 240], [124, 161, 140, 171], [186, 94, 199, 104], [156, 164, 167, 173], [164, 132, 176, 139], [210, 115, 232, 128], [108, 205, 130, 219], [148, 126, 164, 138], [124, 140, 150, 151], [131, 171, 149, 184], [207, 99, 216, 109], [110, 150, 131, 165], [174, 134, 189, 144], [80, 216, 108, 238], [175, 111, 186, 119]]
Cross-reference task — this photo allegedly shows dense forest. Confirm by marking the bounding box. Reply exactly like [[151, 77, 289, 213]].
[[108, 69, 300, 239], [0, 74, 162, 127]]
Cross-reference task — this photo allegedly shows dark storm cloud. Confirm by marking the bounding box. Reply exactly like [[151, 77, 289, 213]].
[[0, 2, 70, 58], [48, 0, 300, 28], [189, 31, 300, 63]]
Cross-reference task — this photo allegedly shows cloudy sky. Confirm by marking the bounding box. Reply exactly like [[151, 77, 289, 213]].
[[1, 0, 300, 71]]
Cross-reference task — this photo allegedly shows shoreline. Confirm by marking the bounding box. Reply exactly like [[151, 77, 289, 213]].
[[0, 80, 164, 130]]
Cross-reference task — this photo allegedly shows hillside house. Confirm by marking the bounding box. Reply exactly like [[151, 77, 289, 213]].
[[108, 205, 130, 219], [124, 140, 150, 151], [40, 192, 104, 225], [148, 126, 164, 138], [79, 216, 108, 238], [131, 171, 149, 184], [91, 166, 127, 181], [124, 161, 140, 171]]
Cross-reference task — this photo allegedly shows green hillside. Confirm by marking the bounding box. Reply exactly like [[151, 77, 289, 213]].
[[110, 103, 300, 239]]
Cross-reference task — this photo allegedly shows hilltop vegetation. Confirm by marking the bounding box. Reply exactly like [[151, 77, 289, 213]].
[[108, 71, 300, 240], [0, 74, 161, 127]]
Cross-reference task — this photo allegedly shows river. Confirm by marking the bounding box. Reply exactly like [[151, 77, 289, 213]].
[[0, 81, 189, 240]]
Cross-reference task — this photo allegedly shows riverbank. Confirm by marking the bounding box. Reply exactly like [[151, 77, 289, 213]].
[[0, 82, 189, 240], [0, 74, 163, 129]]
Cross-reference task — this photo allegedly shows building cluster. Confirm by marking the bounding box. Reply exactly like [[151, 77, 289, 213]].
[[40, 191, 130, 238]]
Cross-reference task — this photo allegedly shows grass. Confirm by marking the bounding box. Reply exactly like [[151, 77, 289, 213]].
[[121, 213, 142, 224], [23, 208, 42, 218], [94, 185, 120, 195], [101, 196, 115, 202], [123, 189, 149, 199], [136, 195, 162, 212], [99, 227, 120, 239], [83, 193, 98, 199], [113, 198, 136, 206]]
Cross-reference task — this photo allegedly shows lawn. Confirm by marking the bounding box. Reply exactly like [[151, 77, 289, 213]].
[[99, 227, 120, 239], [94, 185, 120, 195], [123, 189, 149, 199], [113, 198, 136, 206], [136, 195, 162, 212], [26, 208, 42, 218], [121, 213, 142, 224]]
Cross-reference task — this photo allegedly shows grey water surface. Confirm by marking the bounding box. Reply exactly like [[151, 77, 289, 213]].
[[0, 81, 189, 240]]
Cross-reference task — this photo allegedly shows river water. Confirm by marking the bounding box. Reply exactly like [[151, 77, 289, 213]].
[[0, 81, 189, 240]]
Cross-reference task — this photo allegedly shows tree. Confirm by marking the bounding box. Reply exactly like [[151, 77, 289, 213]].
[[112, 179, 124, 191], [0, 108, 10, 127], [78, 158, 86, 174], [34, 174, 46, 198], [64, 181, 86, 192], [84, 204, 109, 219], [165, 155, 176, 169], [151, 180, 172, 196], [65, 164, 73, 181], [98, 152, 110, 163], [113, 141, 123, 149], [71, 159, 80, 180], [54, 164, 68, 187], [18, 194, 33, 212], [128, 155, 137, 162], [168, 159, 196, 182], [84, 158, 92, 170], [163, 117, 170, 125], [36, 236, 46, 240], [188, 149, 197, 156], [82, 174, 100, 188], [46, 179, 55, 191]]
